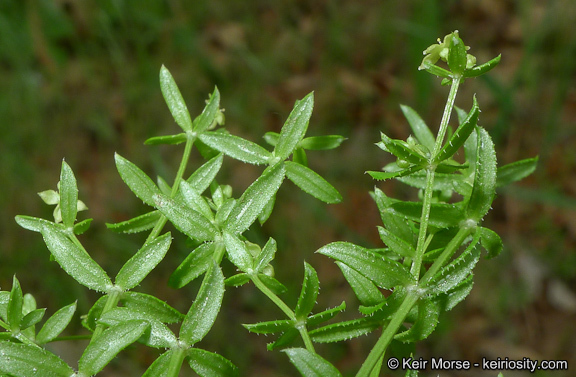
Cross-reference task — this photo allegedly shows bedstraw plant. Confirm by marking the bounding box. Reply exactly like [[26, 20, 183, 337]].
[[1, 31, 537, 376]]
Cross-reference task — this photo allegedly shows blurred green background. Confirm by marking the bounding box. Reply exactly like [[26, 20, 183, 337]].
[[1, 1, 575, 376]]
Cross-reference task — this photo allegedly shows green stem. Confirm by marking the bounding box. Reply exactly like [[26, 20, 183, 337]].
[[251, 274, 315, 353], [420, 227, 472, 286], [432, 76, 462, 157], [167, 346, 187, 377], [356, 292, 419, 377], [358, 77, 464, 377], [144, 215, 169, 245], [92, 288, 122, 339], [14, 332, 39, 347], [252, 274, 294, 320], [410, 76, 462, 279], [144, 134, 195, 244], [171, 133, 195, 198], [410, 167, 436, 278]]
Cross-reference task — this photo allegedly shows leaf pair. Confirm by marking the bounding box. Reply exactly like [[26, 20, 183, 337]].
[[156, 66, 221, 138], [196, 91, 314, 166]]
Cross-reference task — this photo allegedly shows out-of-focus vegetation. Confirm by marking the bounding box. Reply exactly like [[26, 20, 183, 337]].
[[1, 1, 574, 376]]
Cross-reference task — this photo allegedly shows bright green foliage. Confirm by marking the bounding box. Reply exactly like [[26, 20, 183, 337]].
[[284, 348, 342, 377], [78, 320, 150, 376], [115, 233, 172, 290], [0, 342, 75, 377], [3, 31, 535, 377]]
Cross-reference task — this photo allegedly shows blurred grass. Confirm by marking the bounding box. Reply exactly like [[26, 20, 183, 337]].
[[1, 0, 575, 376]]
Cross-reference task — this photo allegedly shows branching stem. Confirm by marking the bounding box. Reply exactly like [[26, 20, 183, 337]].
[[251, 274, 316, 353], [356, 291, 419, 377], [358, 76, 463, 376], [145, 134, 196, 244]]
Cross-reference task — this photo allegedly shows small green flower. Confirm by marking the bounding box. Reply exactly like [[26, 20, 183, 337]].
[[38, 182, 88, 223], [419, 30, 476, 71]]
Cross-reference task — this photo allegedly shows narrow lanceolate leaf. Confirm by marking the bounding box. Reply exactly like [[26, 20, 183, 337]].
[[391, 201, 466, 228], [372, 188, 413, 244], [73, 218, 92, 235], [435, 96, 479, 163], [115, 153, 161, 207], [295, 263, 319, 320], [377, 226, 416, 258], [187, 348, 240, 377], [15, 215, 55, 233], [106, 210, 162, 234], [420, 62, 452, 78], [268, 329, 299, 350], [463, 54, 501, 78], [309, 317, 381, 343], [224, 273, 251, 287], [223, 231, 253, 273], [292, 147, 308, 166], [307, 302, 346, 327], [115, 233, 172, 290], [285, 161, 342, 203], [496, 156, 538, 188], [478, 227, 503, 259], [377, 133, 427, 165], [142, 350, 172, 377], [316, 242, 413, 289], [169, 242, 215, 289], [284, 348, 342, 377], [180, 263, 225, 345], [447, 33, 467, 75], [263, 131, 280, 147], [427, 234, 481, 295], [59, 160, 79, 227], [78, 320, 149, 376], [192, 86, 220, 134], [144, 133, 188, 145], [153, 194, 218, 242], [0, 342, 75, 377], [0, 291, 9, 322], [199, 132, 272, 165], [242, 319, 293, 334], [367, 165, 423, 181], [99, 307, 178, 349], [434, 273, 474, 312], [157, 176, 172, 195], [466, 127, 497, 222], [36, 301, 77, 344], [395, 298, 439, 342], [259, 274, 288, 295], [160, 65, 193, 132], [187, 153, 223, 193], [299, 135, 346, 150], [180, 180, 214, 221], [275, 92, 314, 160], [82, 296, 107, 331], [224, 163, 286, 234], [400, 105, 435, 151], [254, 237, 277, 272], [258, 194, 276, 225], [8, 276, 23, 331], [40, 222, 112, 292], [20, 308, 45, 330], [121, 292, 183, 323], [336, 262, 384, 306]]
